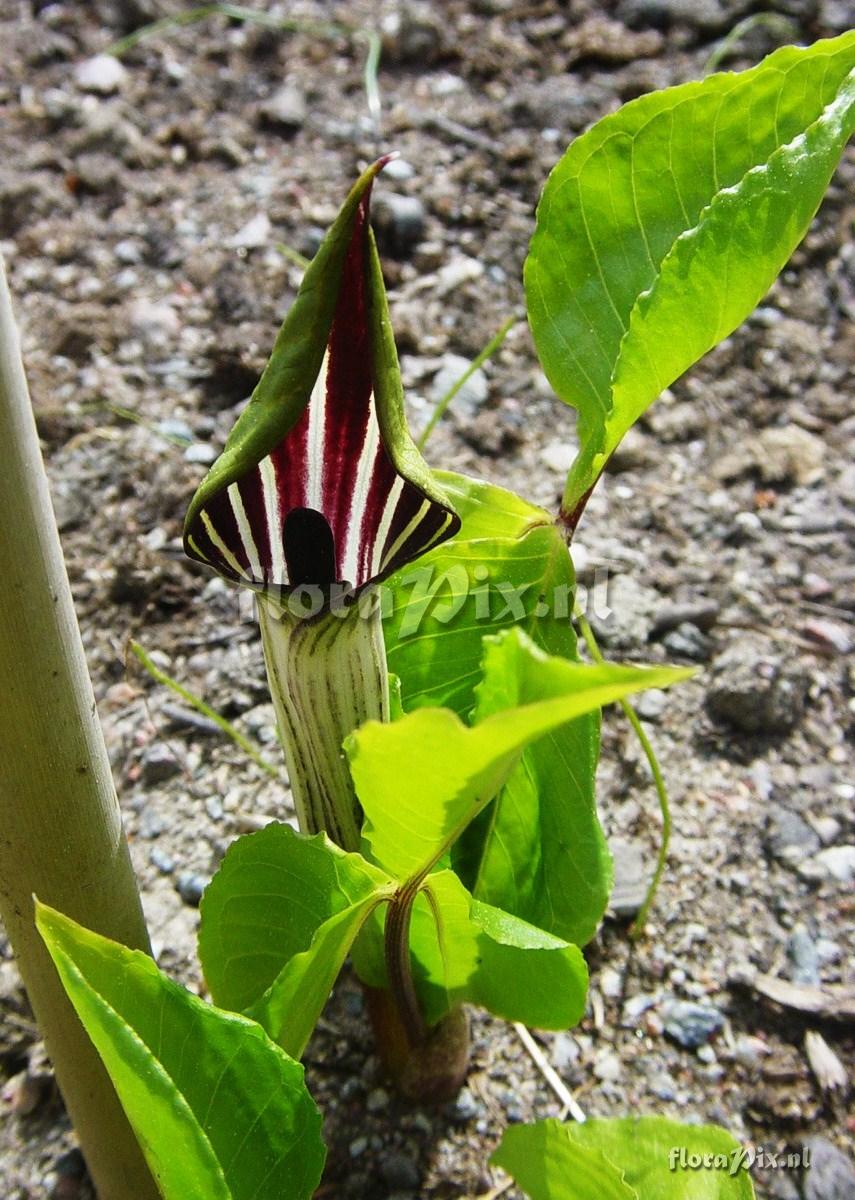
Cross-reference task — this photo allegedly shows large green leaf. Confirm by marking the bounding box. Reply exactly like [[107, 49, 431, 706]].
[[492, 1120, 635, 1200], [349, 628, 692, 882], [199, 824, 393, 1057], [386, 471, 610, 945], [384, 471, 572, 719], [459, 622, 608, 945], [412, 871, 588, 1028], [493, 1118, 756, 1200], [527, 33, 855, 514], [36, 902, 325, 1200]]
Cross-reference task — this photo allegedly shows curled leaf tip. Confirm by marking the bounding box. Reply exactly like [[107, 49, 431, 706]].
[[185, 158, 458, 602]]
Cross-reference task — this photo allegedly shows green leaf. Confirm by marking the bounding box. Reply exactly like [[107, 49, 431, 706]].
[[36, 901, 325, 1200], [568, 1117, 756, 1199], [493, 1118, 757, 1200], [413, 871, 588, 1028], [386, 471, 610, 945], [350, 628, 692, 882], [384, 471, 566, 718], [526, 33, 855, 514], [459, 615, 607, 945], [199, 824, 393, 1058], [492, 1119, 636, 1200]]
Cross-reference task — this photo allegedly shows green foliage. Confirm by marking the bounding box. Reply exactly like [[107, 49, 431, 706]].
[[385, 471, 609, 944], [527, 32, 855, 515], [199, 826, 393, 1059], [200, 629, 686, 1038], [36, 902, 325, 1200], [493, 1117, 756, 1200], [352, 629, 691, 884]]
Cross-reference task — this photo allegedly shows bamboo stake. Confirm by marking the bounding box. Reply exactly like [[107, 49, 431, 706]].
[[0, 256, 159, 1199]]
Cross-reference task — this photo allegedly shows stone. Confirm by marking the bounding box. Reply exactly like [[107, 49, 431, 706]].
[[138, 806, 166, 839], [381, 4, 444, 64], [140, 743, 182, 785], [184, 442, 217, 465], [149, 847, 175, 875], [590, 575, 660, 649], [805, 845, 855, 885], [766, 807, 821, 867], [372, 192, 426, 258], [755, 425, 825, 486], [128, 297, 179, 341], [540, 441, 576, 474], [803, 1136, 855, 1200], [661, 999, 725, 1049], [662, 622, 711, 661], [176, 871, 207, 907], [74, 54, 127, 95], [454, 1087, 481, 1120], [380, 1152, 420, 1191], [430, 354, 488, 418], [706, 639, 809, 735], [230, 212, 271, 250], [634, 688, 668, 722], [787, 925, 820, 986], [608, 837, 652, 919], [258, 83, 306, 131], [592, 1049, 622, 1082]]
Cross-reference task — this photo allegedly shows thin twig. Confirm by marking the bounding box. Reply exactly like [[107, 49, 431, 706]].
[[417, 315, 518, 449], [129, 640, 280, 778], [704, 13, 797, 73], [276, 242, 311, 271], [513, 1023, 586, 1124]]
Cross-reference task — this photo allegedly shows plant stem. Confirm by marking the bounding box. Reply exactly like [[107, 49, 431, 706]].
[[0, 258, 159, 1198], [384, 884, 428, 1047], [130, 639, 280, 778], [417, 314, 518, 449], [257, 595, 389, 851]]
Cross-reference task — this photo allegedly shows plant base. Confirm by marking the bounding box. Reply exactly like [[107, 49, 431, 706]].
[[365, 986, 471, 1103]]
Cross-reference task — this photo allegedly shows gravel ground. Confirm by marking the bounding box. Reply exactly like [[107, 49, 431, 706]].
[[1, 1, 853, 1197]]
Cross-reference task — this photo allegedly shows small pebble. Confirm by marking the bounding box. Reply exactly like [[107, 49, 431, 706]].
[[149, 847, 175, 875], [454, 1088, 481, 1121], [373, 193, 425, 258], [661, 999, 725, 1049], [138, 806, 166, 839], [176, 871, 207, 907], [380, 1152, 420, 1191], [803, 1136, 855, 1200], [366, 1087, 389, 1113], [258, 83, 306, 131], [74, 54, 127, 94], [231, 212, 271, 250], [184, 442, 218, 465], [140, 743, 182, 786], [540, 441, 576, 474]]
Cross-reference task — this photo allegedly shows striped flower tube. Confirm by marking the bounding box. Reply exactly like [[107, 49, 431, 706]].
[[184, 159, 459, 848]]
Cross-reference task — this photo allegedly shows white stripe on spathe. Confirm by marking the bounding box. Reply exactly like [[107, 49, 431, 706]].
[[259, 456, 286, 586], [306, 351, 329, 511], [199, 511, 249, 581], [228, 482, 264, 582], [371, 475, 404, 577], [381, 497, 431, 571], [342, 406, 381, 584]]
